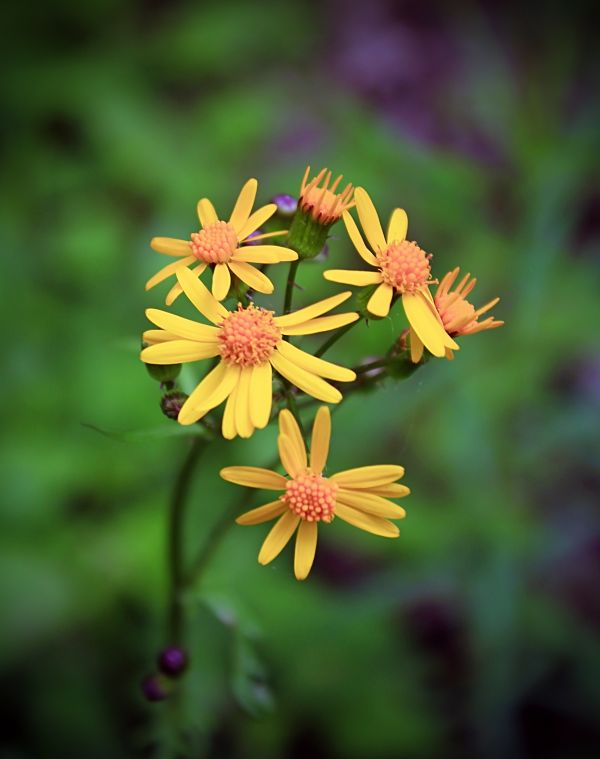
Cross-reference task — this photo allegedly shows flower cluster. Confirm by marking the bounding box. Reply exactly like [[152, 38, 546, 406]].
[[141, 168, 503, 579]]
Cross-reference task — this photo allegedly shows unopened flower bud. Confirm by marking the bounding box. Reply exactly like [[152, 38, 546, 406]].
[[145, 360, 181, 384], [141, 674, 169, 702], [158, 646, 188, 678], [160, 391, 188, 420]]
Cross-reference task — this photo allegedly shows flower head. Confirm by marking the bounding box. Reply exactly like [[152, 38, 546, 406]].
[[324, 187, 458, 359], [410, 267, 504, 362], [146, 178, 297, 304], [298, 167, 354, 226], [221, 407, 409, 580], [140, 268, 359, 439]]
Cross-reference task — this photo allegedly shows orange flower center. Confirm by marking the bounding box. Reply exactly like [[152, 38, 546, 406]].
[[218, 304, 281, 367], [190, 221, 238, 264], [299, 167, 354, 224], [283, 472, 338, 523], [435, 292, 477, 335], [377, 240, 432, 293]]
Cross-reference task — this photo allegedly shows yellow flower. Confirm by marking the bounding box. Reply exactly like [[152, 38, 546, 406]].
[[298, 166, 355, 225], [324, 187, 458, 358], [140, 268, 359, 438], [146, 178, 298, 304], [410, 267, 504, 362], [221, 407, 409, 580]]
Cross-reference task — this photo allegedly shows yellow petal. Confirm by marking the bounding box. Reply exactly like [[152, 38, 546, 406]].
[[229, 178, 257, 232], [249, 362, 272, 429], [323, 269, 383, 287], [336, 488, 406, 519], [165, 264, 206, 306], [281, 312, 359, 336], [274, 291, 352, 328], [367, 282, 394, 317], [197, 198, 218, 228], [145, 256, 196, 290], [145, 309, 219, 342], [342, 211, 378, 265], [275, 340, 356, 382], [238, 203, 277, 240], [310, 406, 330, 474], [236, 500, 287, 526], [363, 483, 411, 498], [294, 520, 318, 580], [402, 292, 447, 357], [270, 350, 342, 404], [178, 362, 238, 425], [334, 502, 399, 537], [387, 208, 408, 243], [234, 367, 254, 439], [150, 237, 192, 257], [278, 433, 306, 478], [227, 260, 274, 294], [140, 339, 219, 365], [176, 268, 229, 325], [410, 328, 424, 363], [279, 409, 307, 469], [221, 384, 237, 439], [220, 466, 287, 490], [212, 263, 231, 301], [331, 465, 405, 487], [233, 245, 298, 263], [258, 511, 300, 565], [354, 187, 387, 252], [142, 329, 178, 344]]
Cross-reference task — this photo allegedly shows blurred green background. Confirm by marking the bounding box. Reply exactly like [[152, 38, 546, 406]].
[[2, 1, 599, 757]]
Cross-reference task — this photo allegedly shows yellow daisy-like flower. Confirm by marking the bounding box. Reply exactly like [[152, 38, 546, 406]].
[[410, 267, 504, 362], [140, 268, 359, 438], [298, 166, 355, 225], [220, 406, 409, 580], [324, 187, 458, 358], [146, 178, 298, 305]]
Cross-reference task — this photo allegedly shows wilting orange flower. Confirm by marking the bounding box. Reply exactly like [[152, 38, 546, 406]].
[[298, 167, 355, 225], [410, 267, 504, 362], [324, 187, 458, 358], [146, 178, 297, 304], [140, 268, 358, 438], [221, 407, 409, 580]]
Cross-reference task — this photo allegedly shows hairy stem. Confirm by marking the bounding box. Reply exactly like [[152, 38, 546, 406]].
[[283, 259, 300, 315]]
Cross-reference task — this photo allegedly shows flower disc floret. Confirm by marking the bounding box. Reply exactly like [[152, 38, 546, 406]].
[[378, 240, 432, 293], [190, 221, 238, 263], [218, 304, 281, 367], [283, 472, 338, 523]]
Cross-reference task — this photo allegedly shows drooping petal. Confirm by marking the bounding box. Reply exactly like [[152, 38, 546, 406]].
[[354, 187, 387, 252], [176, 268, 229, 325], [150, 237, 192, 257], [233, 245, 298, 263], [258, 511, 300, 565], [229, 178, 257, 232], [249, 362, 272, 429], [140, 339, 219, 365], [323, 269, 383, 287], [274, 291, 352, 328], [178, 362, 238, 425], [310, 406, 330, 474], [165, 264, 207, 306], [220, 466, 287, 490], [278, 433, 305, 478], [331, 465, 405, 488], [145, 309, 219, 342], [212, 263, 231, 301], [294, 520, 318, 580], [234, 367, 254, 439], [197, 198, 218, 228], [386, 208, 408, 243], [236, 500, 287, 526], [238, 203, 277, 240], [410, 329, 424, 363], [145, 256, 196, 290], [279, 409, 307, 469], [367, 283, 394, 318], [342, 211, 378, 265], [270, 350, 342, 404], [275, 340, 356, 382], [336, 488, 407, 519], [227, 260, 274, 294], [334, 502, 400, 537], [402, 291, 448, 357], [280, 312, 359, 336]]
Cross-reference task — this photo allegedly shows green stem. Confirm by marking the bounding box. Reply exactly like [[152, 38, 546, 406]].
[[283, 259, 300, 315], [314, 316, 364, 358], [353, 357, 389, 375]]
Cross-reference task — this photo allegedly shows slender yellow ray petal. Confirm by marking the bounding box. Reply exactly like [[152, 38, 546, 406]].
[[142, 329, 178, 344], [238, 203, 277, 240], [310, 406, 330, 474], [212, 263, 231, 301], [242, 229, 288, 242], [234, 368, 254, 439], [145, 256, 196, 290], [221, 384, 237, 439], [229, 178, 257, 232], [236, 500, 287, 526], [140, 340, 219, 365], [342, 211, 378, 265], [165, 264, 206, 306], [331, 465, 405, 487], [150, 237, 192, 257], [281, 312, 359, 336], [270, 351, 342, 404], [278, 433, 306, 478], [276, 340, 356, 382], [233, 245, 298, 263], [294, 521, 318, 580], [402, 292, 447, 357], [220, 466, 287, 490], [274, 291, 352, 328], [354, 187, 387, 252], [367, 282, 394, 317], [362, 483, 411, 498], [323, 269, 383, 287], [178, 363, 239, 426], [279, 409, 307, 469], [336, 489, 406, 519], [387, 208, 408, 243], [334, 502, 399, 537], [249, 362, 272, 429], [419, 288, 459, 349], [176, 268, 228, 324], [197, 198, 218, 228], [145, 309, 219, 342], [258, 511, 300, 565], [228, 260, 274, 294], [410, 329, 424, 363]]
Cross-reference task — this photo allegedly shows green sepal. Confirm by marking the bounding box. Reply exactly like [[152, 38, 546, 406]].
[[286, 208, 332, 260]]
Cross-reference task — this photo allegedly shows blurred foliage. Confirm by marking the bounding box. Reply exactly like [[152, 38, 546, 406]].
[[1, 0, 599, 757]]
